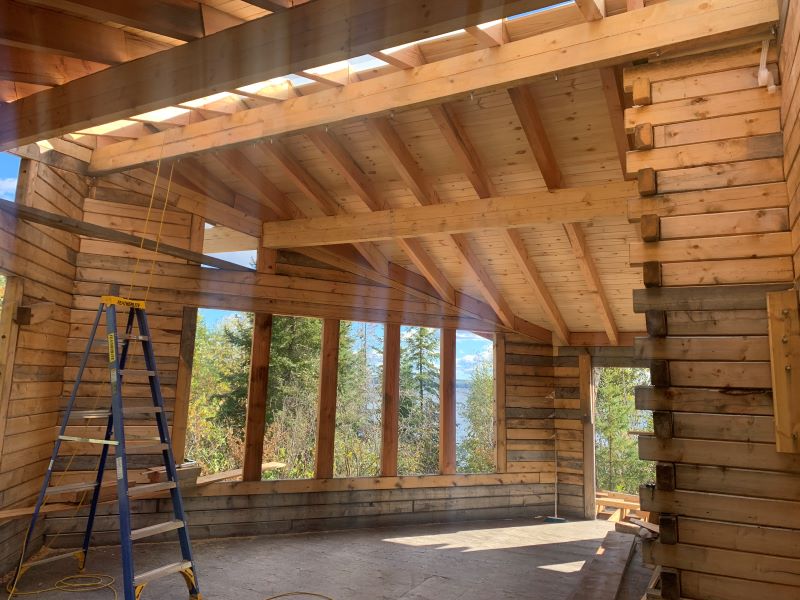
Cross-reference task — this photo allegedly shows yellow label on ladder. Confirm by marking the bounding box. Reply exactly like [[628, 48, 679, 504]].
[[108, 334, 116, 363], [101, 295, 146, 309]]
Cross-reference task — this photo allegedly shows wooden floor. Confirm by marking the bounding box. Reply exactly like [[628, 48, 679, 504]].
[[8, 518, 614, 599]]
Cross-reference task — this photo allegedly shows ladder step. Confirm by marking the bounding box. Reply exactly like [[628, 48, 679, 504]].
[[122, 335, 149, 341], [24, 550, 83, 569], [133, 561, 192, 586], [68, 407, 163, 420], [45, 481, 98, 495], [128, 481, 176, 498], [58, 435, 118, 446], [130, 519, 184, 541]]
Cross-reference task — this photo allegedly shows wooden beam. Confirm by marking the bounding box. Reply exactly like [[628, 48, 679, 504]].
[[381, 323, 401, 477], [465, 21, 509, 48], [440, 328, 457, 475], [307, 129, 457, 304], [503, 230, 571, 344], [260, 183, 632, 246], [0, 277, 23, 460], [261, 140, 389, 275], [575, 0, 606, 21], [172, 214, 204, 463], [365, 116, 522, 330], [243, 245, 276, 481], [0, 1, 171, 65], [766, 290, 800, 453], [0, 196, 251, 271], [315, 318, 340, 479], [2, 0, 558, 152], [508, 85, 562, 189], [19, 0, 208, 41], [495, 333, 507, 473], [429, 102, 570, 342], [372, 44, 426, 69], [0, 45, 106, 87], [598, 66, 633, 179], [563, 222, 620, 345], [579, 353, 596, 519]]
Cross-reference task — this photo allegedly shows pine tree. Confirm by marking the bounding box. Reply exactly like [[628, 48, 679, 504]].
[[594, 367, 654, 493], [398, 326, 440, 475]]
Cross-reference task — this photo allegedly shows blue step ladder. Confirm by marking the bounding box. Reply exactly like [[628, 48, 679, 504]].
[[15, 295, 201, 600]]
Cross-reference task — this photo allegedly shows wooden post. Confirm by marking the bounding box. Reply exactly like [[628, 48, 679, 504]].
[[439, 328, 457, 474], [315, 318, 340, 479], [0, 277, 23, 459], [243, 245, 276, 481], [579, 353, 596, 520], [381, 323, 401, 477], [766, 289, 800, 453], [495, 333, 507, 473], [172, 214, 203, 463]]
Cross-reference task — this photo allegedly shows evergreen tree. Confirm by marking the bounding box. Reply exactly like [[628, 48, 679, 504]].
[[457, 358, 495, 473], [594, 367, 654, 493], [398, 327, 440, 475]]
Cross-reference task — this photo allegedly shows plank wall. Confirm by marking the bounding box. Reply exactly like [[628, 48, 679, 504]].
[[0, 157, 86, 572], [625, 41, 799, 599], [784, 0, 800, 275]]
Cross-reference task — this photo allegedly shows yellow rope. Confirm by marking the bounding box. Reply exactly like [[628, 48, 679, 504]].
[[144, 162, 175, 303], [126, 159, 163, 300], [7, 574, 117, 598]]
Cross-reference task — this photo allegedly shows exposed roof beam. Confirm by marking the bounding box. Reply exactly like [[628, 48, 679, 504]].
[[0, 45, 106, 87], [575, 0, 606, 21], [308, 128, 456, 304], [464, 22, 509, 48], [563, 222, 620, 345], [429, 103, 570, 343], [371, 45, 426, 69], [0, 1, 171, 65], [0, 197, 251, 271], [19, 0, 208, 41], [366, 116, 536, 334], [598, 66, 634, 179], [261, 140, 390, 275], [260, 183, 632, 245], [239, 0, 294, 11], [83, 0, 778, 173], [1, 0, 556, 152], [508, 85, 562, 189]]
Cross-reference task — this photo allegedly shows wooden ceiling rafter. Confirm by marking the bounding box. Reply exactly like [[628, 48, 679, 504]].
[[1, 0, 560, 151], [563, 222, 620, 346], [429, 102, 571, 344], [598, 65, 634, 180], [506, 79, 623, 345], [260, 139, 390, 276], [464, 21, 509, 48], [79, 0, 779, 174], [365, 115, 550, 341], [306, 128, 457, 305]]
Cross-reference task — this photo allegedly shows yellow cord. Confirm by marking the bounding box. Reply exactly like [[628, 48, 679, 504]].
[[7, 574, 117, 598], [144, 162, 175, 303], [126, 159, 163, 300]]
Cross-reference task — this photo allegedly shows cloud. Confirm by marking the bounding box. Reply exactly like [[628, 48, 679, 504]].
[[0, 177, 17, 200], [456, 331, 485, 341]]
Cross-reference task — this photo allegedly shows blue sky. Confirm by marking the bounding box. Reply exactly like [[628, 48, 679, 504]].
[[0, 153, 20, 200]]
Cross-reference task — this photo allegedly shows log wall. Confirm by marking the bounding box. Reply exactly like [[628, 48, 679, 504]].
[[0, 156, 86, 573], [784, 1, 800, 276], [626, 41, 799, 599]]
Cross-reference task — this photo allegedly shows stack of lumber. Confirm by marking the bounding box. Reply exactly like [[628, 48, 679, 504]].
[[566, 531, 636, 600]]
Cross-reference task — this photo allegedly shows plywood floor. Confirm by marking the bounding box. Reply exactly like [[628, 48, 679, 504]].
[[10, 518, 615, 599]]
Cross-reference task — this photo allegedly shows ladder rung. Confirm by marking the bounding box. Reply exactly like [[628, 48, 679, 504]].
[[122, 335, 149, 341], [24, 550, 83, 569], [130, 519, 184, 541], [58, 435, 118, 446], [68, 407, 163, 420], [133, 561, 192, 586], [128, 481, 176, 498], [45, 481, 98, 495]]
